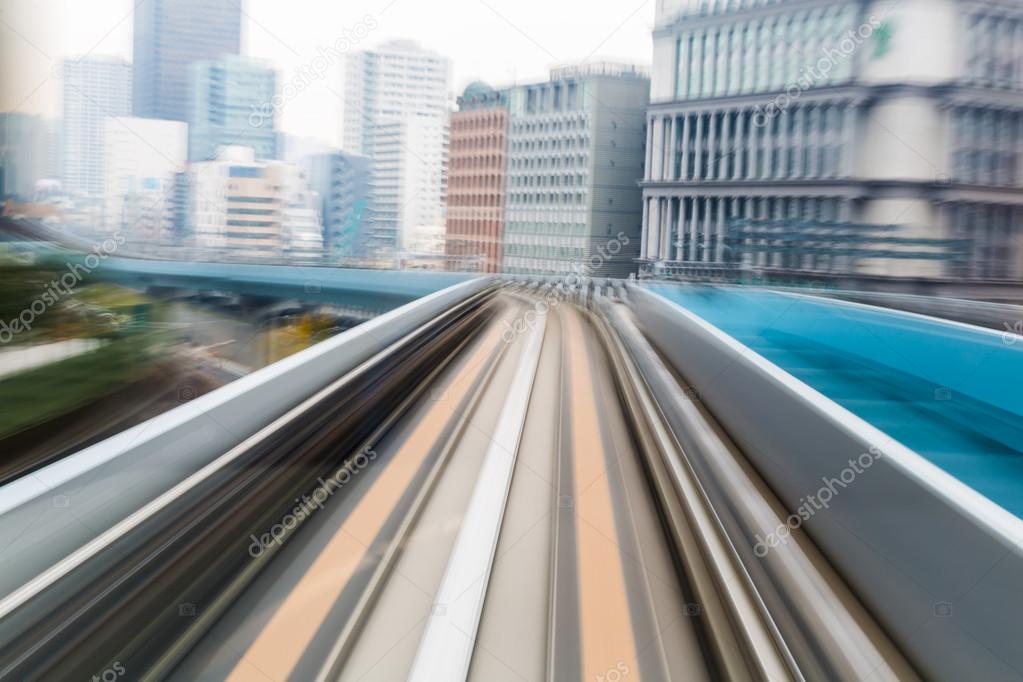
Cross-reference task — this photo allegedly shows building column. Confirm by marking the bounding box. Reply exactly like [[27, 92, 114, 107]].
[[694, 113, 705, 180], [702, 197, 714, 263], [688, 197, 700, 261], [675, 197, 687, 261], [731, 110, 744, 180], [842, 103, 857, 177], [640, 196, 649, 258], [692, 30, 704, 97], [706, 112, 718, 180], [658, 198, 675, 263], [720, 109, 728, 179], [668, 114, 679, 181], [748, 113, 759, 180], [716, 198, 728, 262], [680, 114, 691, 181], [648, 197, 662, 260], [808, 105, 821, 178], [644, 116, 654, 181]]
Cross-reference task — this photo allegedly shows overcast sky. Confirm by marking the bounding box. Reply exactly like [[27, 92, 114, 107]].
[[0, 0, 653, 146]]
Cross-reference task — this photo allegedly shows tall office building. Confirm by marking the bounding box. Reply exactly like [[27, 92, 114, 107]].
[[187, 56, 277, 162], [61, 56, 132, 197], [0, 113, 47, 199], [503, 63, 650, 277], [307, 151, 371, 260], [342, 40, 451, 260], [132, 0, 242, 122], [445, 82, 509, 273], [642, 0, 1023, 280], [104, 117, 187, 237]]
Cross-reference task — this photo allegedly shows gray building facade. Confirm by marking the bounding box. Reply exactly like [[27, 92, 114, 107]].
[[503, 63, 650, 277], [132, 0, 242, 122], [643, 0, 1023, 280]]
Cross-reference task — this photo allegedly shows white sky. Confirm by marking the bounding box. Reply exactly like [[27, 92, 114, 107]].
[[0, 0, 653, 146]]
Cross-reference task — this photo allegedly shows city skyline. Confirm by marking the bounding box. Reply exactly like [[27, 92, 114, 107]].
[[0, 0, 653, 147]]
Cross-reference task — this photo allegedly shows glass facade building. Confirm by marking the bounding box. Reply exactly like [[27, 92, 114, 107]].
[[132, 0, 242, 122], [187, 56, 278, 163]]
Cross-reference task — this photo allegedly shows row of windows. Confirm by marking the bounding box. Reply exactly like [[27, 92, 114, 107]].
[[508, 192, 589, 207], [450, 140, 505, 155], [645, 194, 851, 264], [665, 0, 785, 21], [510, 135, 590, 154], [649, 103, 853, 182], [447, 194, 504, 207], [674, 4, 860, 100], [510, 173, 588, 189], [523, 82, 581, 115], [948, 203, 1021, 279], [509, 154, 589, 172], [449, 155, 505, 171], [505, 219, 590, 237], [449, 174, 505, 191], [504, 244, 587, 260], [964, 12, 1023, 88], [510, 114, 589, 136], [451, 113, 505, 132], [950, 108, 1023, 187]]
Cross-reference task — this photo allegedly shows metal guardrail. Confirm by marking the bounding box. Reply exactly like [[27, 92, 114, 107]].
[[0, 277, 493, 602], [628, 284, 1023, 682]]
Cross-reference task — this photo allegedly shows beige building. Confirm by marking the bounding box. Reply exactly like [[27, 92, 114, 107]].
[[187, 146, 322, 260]]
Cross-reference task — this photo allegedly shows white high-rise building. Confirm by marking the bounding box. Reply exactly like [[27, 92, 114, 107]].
[[342, 40, 451, 260], [104, 116, 187, 239], [61, 56, 132, 197]]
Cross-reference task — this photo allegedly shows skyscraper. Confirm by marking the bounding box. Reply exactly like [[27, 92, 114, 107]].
[[132, 0, 242, 122], [61, 56, 132, 197], [503, 63, 649, 277], [343, 40, 451, 260], [187, 56, 277, 162]]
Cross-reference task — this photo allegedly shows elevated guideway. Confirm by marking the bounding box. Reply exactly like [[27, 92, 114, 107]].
[[0, 275, 1018, 682], [635, 283, 1023, 681]]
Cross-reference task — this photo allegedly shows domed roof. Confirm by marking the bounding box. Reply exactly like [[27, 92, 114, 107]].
[[463, 81, 495, 99]]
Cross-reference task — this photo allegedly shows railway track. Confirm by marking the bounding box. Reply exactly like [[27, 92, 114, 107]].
[[0, 287, 923, 682]]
